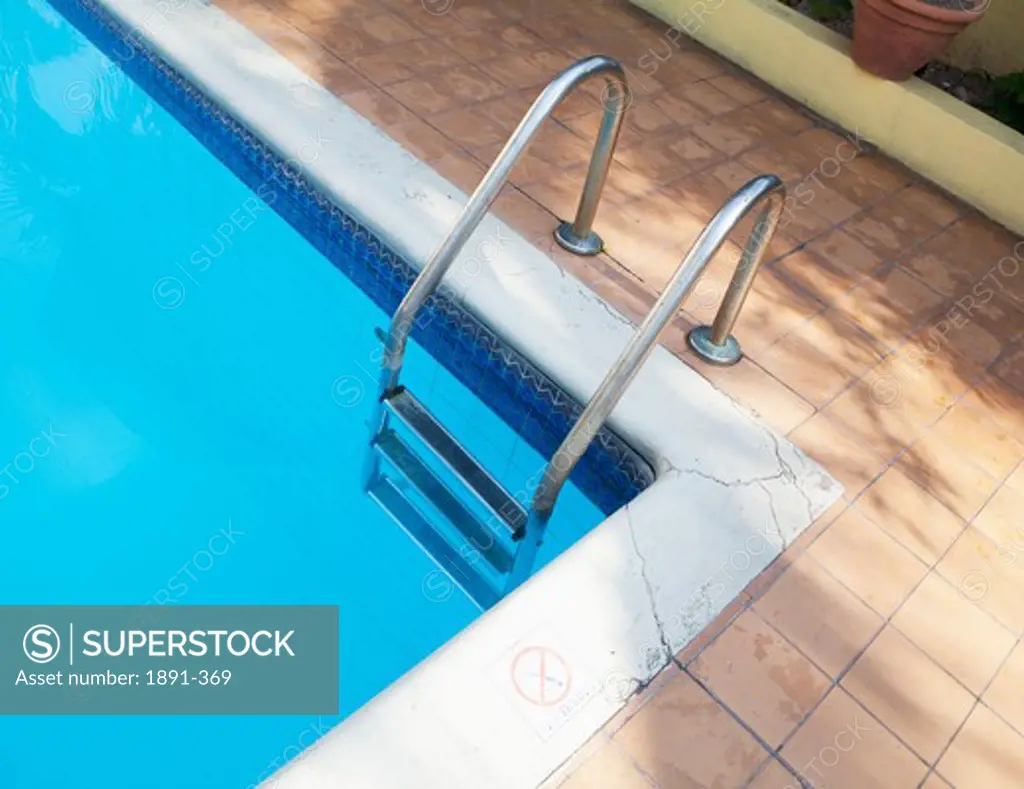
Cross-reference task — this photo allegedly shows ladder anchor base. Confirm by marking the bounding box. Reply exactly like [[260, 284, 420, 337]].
[[688, 325, 743, 366], [554, 221, 603, 256]]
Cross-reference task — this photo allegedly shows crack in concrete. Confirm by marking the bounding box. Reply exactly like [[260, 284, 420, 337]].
[[588, 291, 632, 327], [756, 480, 786, 553], [676, 463, 788, 489], [762, 422, 817, 524], [624, 501, 682, 673], [718, 397, 821, 525]]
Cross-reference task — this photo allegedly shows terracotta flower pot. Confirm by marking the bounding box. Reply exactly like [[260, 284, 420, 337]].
[[852, 0, 986, 81]]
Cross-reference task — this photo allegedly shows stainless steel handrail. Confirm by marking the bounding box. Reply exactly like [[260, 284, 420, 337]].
[[366, 56, 628, 481], [530, 175, 786, 520]]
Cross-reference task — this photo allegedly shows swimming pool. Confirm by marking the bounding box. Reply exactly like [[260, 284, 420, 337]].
[[0, 0, 654, 785]]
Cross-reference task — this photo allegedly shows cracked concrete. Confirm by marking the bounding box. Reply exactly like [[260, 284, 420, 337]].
[[624, 502, 676, 673]]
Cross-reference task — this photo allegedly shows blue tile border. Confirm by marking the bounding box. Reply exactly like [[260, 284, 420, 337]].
[[50, 0, 655, 515]]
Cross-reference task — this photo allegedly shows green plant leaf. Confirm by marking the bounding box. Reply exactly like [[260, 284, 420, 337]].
[[807, 0, 852, 20], [989, 71, 1024, 134]]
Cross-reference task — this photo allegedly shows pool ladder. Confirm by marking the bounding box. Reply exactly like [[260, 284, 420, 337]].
[[364, 56, 786, 609]]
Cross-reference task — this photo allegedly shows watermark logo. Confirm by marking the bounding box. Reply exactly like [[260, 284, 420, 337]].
[[421, 0, 455, 14], [868, 375, 901, 407], [957, 570, 990, 603], [63, 81, 96, 115], [152, 276, 186, 310], [599, 667, 640, 703], [331, 375, 365, 408], [421, 570, 455, 603], [23, 624, 61, 664]]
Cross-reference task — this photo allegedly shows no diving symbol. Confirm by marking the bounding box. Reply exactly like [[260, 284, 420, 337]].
[[511, 646, 572, 707]]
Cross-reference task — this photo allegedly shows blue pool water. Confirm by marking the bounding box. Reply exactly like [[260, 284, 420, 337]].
[[0, 1, 651, 786]]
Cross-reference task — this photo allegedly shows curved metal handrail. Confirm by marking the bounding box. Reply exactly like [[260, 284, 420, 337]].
[[530, 175, 786, 521], [369, 55, 627, 442]]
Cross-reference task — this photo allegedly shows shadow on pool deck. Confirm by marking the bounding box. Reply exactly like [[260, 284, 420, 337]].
[[212, 0, 1024, 785]]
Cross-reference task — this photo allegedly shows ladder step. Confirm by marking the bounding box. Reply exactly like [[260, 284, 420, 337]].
[[367, 476, 500, 610], [383, 388, 528, 540], [373, 428, 514, 575]]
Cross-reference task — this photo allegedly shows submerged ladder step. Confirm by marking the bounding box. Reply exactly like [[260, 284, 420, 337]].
[[383, 388, 527, 540], [367, 475, 500, 610], [372, 427, 514, 575]]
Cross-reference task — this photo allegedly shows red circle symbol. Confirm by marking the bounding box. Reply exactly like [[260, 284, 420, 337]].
[[511, 646, 572, 707]]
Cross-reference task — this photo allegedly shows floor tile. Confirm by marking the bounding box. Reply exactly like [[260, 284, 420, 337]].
[[384, 64, 506, 115], [757, 311, 882, 407], [348, 38, 467, 86], [993, 344, 1024, 394], [834, 264, 947, 348], [754, 555, 883, 677], [613, 671, 766, 789], [840, 196, 938, 262], [1005, 462, 1024, 491], [660, 50, 731, 83], [747, 759, 802, 789], [476, 48, 576, 90], [842, 626, 975, 763], [557, 741, 655, 789], [983, 641, 1024, 736], [648, 90, 712, 128], [383, 117, 459, 161], [936, 703, 1024, 788], [616, 130, 726, 185], [691, 105, 785, 156], [897, 241, 988, 299], [340, 87, 417, 126], [894, 184, 963, 227], [854, 466, 964, 565], [896, 431, 1000, 521], [832, 152, 910, 207], [781, 687, 928, 788], [808, 507, 927, 616], [274, 0, 378, 23], [739, 137, 821, 183], [689, 610, 831, 748], [971, 482, 1024, 552], [675, 80, 742, 115], [313, 11, 424, 56], [431, 150, 487, 193], [687, 357, 815, 436], [771, 245, 867, 308], [448, 2, 511, 30], [959, 375, 1024, 443], [891, 572, 1016, 695], [869, 338, 974, 423], [706, 74, 770, 105], [318, 53, 375, 95], [820, 370, 934, 459], [788, 411, 887, 498], [754, 98, 815, 135], [443, 24, 546, 62], [919, 772, 953, 788], [905, 302, 1007, 373], [936, 527, 1024, 634]]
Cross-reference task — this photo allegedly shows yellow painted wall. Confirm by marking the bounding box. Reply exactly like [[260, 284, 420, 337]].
[[944, 0, 1024, 76]]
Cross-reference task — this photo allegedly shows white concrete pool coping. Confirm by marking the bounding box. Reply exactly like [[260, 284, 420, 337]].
[[97, 0, 843, 785]]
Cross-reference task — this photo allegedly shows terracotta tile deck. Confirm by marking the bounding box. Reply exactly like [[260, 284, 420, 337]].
[[215, 0, 1024, 785]]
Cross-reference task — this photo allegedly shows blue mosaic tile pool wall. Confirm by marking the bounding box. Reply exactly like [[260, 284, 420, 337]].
[[54, 0, 655, 516]]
